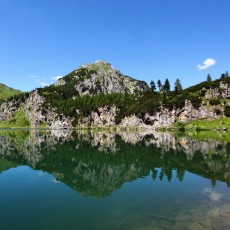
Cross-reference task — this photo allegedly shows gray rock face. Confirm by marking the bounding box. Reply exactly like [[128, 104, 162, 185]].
[[23, 90, 46, 127], [23, 91, 73, 129], [0, 100, 19, 121], [0, 90, 73, 129], [205, 82, 230, 99], [76, 106, 117, 128], [56, 61, 149, 96]]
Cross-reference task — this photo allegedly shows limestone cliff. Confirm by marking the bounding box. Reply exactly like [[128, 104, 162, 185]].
[[54, 60, 148, 96]]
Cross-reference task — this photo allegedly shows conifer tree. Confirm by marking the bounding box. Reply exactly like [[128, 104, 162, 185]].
[[174, 78, 183, 94], [150, 80, 156, 92], [207, 74, 212, 82], [157, 80, 162, 91], [164, 79, 170, 91]]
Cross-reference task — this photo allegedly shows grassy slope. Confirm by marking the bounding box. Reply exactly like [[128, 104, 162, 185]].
[[0, 110, 30, 128], [0, 83, 22, 100], [184, 118, 230, 130]]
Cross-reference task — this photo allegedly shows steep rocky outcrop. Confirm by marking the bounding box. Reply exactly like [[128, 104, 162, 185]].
[[55, 60, 148, 96], [0, 90, 73, 129], [0, 99, 19, 121], [76, 105, 117, 128], [205, 82, 230, 99]]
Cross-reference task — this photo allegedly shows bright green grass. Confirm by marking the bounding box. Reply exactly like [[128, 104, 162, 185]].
[[0, 83, 22, 100], [0, 110, 30, 128], [184, 118, 230, 130]]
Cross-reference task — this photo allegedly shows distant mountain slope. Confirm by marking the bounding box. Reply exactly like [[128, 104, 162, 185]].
[[0, 83, 22, 100], [44, 60, 149, 97]]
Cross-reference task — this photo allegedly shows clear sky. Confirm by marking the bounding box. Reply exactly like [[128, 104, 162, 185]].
[[0, 0, 230, 91]]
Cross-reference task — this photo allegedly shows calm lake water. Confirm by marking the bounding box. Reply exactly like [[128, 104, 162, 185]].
[[0, 129, 230, 230]]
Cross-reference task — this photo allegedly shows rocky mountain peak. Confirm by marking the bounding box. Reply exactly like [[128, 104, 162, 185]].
[[54, 60, 149, 96]]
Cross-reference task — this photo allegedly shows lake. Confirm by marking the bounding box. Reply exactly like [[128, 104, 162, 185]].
[[0, 129, 230, 230]]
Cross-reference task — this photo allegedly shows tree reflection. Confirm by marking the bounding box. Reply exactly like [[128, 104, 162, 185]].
[[0, 129, 230, 197]]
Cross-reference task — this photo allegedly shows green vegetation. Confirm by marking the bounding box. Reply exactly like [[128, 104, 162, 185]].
[[182, 118, 230, 131], [183, 130, 230, 143], [1, 129, 230, 195], [0, 83, 22, 104], [0, 109, 30, 127], [0, 158, 20, 174], [1, 65, 230, 129], [35, 66, 230, 127], [209, 98, 221, 106], [224, 105, 230, 117]]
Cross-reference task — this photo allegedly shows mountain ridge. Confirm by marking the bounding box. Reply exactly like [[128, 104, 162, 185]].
[[0, 61, 230, 130]]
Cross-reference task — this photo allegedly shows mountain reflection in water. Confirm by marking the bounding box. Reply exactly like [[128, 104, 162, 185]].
[[0, 129, 230, 198]]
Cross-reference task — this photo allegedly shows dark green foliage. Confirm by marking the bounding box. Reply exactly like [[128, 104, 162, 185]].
[[209, 98, 221, 106], [6, 92, 29, 104], [113, 92, 160, 123], [224, 105, 230, 117], [186, 80, 219, 93], [214, 108, 222, 115], [150, 80, 156, 92], [174, 78, 183, 95], [221, 71, 229, 79], [207, 74, 212, 82], [221, 77, 230, 85], [157, 80, 162, 91], [174, 79, 183, 91], [200, 89, 207, 97], [39, 84, 206, 125], [161, 90, 202, 109], [176, 122, 185, 131], [187, 93, 202, 109], [164, 93, 186, 109], [164, 79, 170, 91]]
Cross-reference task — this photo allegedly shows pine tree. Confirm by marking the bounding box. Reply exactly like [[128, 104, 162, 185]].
[[207, 74, 212, 82], [220, 71, 229, 79], [157, 80, 162, 91], [174, 78, 183, 94], [164, 79, 170, 91], [150, 80, 156, 92]]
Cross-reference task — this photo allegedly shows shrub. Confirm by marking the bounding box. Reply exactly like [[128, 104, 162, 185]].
[[187, 93, 202, 109], [224, 105, 230, 117], [176, 121, 185, 131], [200, 89, 207, 97], [209, 98, 220, 106], [214, 108, 222, 115]]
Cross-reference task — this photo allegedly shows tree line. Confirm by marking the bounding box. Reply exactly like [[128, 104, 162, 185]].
[[150, 70, 230, 93], [150, 78, 183, 93]]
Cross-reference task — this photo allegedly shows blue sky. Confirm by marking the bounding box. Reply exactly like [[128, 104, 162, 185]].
[[0, 0, 229, 91]]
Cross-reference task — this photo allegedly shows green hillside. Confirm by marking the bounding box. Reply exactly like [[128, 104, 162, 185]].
[[0, 83, 22, 101], [36, 75, 230, 125]]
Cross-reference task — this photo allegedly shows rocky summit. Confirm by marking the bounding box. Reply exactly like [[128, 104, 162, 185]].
[[54, 60, 148, 96]]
